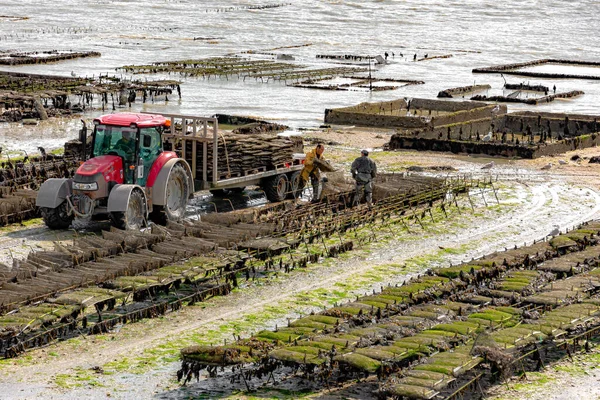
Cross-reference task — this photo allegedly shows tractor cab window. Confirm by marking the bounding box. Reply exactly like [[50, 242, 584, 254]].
[[137, 127, 162, 186], [93, 125, 137, 163]]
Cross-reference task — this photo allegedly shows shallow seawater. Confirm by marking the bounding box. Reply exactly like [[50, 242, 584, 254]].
[[0, 0, 599, 152]]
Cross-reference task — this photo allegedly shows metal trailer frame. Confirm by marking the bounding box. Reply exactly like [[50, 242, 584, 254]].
[[155, 113, 303, 191]]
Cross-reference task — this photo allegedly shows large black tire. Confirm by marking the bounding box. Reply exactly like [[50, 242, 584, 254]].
[[286, 171, 304, 199], [110, 189, 147, 230], [40, 202, 73, 229], [163, 164, 190, 221], [150, 164, 191, 224], [263, 174, 289, 202]]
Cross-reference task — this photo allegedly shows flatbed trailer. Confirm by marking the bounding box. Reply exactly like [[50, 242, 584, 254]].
[[158, 113, 305, 201], [36, 111, 306, 231]]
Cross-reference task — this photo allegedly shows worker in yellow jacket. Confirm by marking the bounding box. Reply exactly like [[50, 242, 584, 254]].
[[300, 143, 325, 202]]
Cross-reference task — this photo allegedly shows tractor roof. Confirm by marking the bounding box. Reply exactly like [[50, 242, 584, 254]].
[[94, 113, 167, 128]]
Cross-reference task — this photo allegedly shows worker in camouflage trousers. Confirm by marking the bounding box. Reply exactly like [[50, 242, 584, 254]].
[[300, 143, 325, 202], [351, 149, 377, 206]]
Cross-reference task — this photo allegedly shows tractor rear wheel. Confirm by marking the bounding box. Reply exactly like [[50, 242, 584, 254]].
[[111, 188, 146, 230], [263, 174, 288, 202], [40, 202, 73, 229], [150, 164, 190, 224], [163, 164, 190, 221]]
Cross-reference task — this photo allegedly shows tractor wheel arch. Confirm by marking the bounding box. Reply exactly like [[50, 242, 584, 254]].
[[109, 186, 148, 230], [107, 184, 147, 213], [36, 178, 72, 208], [150, 158, 193, 207]]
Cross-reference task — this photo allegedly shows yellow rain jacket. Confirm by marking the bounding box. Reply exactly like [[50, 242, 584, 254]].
[[300, 148, 323, 182]]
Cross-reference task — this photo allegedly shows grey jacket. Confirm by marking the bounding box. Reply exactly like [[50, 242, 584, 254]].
[[351, 156, 377, 183]]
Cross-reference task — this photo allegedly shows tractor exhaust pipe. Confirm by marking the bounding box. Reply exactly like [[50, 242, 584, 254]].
[[79, 120, 87, 161]]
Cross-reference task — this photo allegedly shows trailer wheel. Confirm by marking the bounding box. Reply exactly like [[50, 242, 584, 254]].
[[111, 188, 146, 230], [263, 174, 288, 202], [286, 171, 304, 199], [40, 202, 73, 229]]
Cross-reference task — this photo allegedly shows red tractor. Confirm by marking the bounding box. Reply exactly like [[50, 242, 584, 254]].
[[36, 113, 193, 230]]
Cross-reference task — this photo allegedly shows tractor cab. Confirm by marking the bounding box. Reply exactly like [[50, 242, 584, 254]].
[[90, 113, 166, 186], [36, 112, 193, 231]]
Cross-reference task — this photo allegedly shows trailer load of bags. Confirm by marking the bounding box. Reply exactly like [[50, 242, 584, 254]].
[[166, 133, 303, 179]]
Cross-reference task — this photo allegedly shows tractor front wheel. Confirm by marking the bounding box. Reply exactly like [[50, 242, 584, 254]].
[[40, 201, 73, 229], [111, 189, 146, 230]]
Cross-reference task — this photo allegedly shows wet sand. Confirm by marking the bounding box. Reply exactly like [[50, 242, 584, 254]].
[[2, 126, 600, 399]]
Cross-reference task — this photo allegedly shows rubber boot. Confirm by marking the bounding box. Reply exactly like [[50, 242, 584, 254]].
[[311, 177, 321, 203]]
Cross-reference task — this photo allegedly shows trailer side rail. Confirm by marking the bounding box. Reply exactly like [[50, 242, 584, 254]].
[[148, 113, 303, 191], [210, 163, 303, 190], [148, 112, 219, 186]]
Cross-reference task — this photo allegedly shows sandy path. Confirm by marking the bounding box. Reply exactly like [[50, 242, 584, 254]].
[[495, 373, 600, 400], [0, 224, 76, 265]]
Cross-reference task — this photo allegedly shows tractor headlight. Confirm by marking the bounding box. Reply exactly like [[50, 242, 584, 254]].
[[73, 182, 98, 191]]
